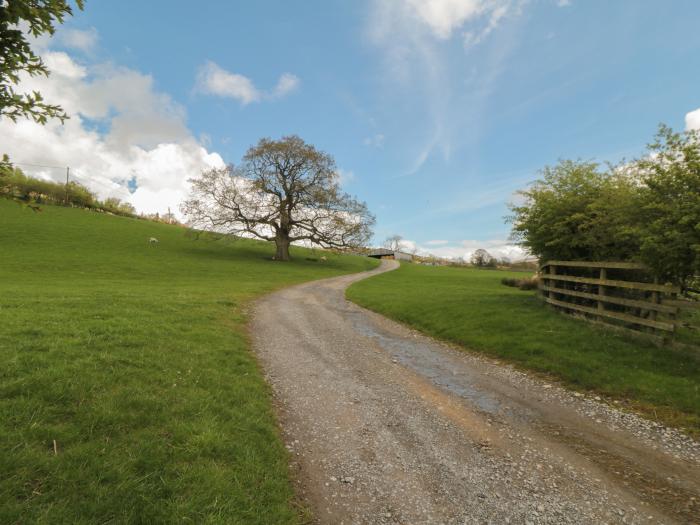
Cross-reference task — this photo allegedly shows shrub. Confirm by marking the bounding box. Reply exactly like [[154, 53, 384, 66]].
[[501, 277, 519, 288], [635, 126, 700, 288], [508, 124, 700, 290], [508, 159, 642, 263], [518, 277, 539, 290], [501, 276, 539, 290]]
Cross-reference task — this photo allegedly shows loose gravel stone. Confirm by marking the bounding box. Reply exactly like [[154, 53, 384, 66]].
[[251, 260, 700, 524]]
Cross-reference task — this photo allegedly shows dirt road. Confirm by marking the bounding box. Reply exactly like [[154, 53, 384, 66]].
[[251, 260, 700, 524]]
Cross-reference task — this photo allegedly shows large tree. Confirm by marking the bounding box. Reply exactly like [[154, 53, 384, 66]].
[[471, 248, 494, 267], [1, 0, 84, 124], [182, 136, 375, 261]]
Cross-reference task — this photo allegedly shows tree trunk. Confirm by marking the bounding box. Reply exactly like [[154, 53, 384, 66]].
[[274, 233, 291, 261]]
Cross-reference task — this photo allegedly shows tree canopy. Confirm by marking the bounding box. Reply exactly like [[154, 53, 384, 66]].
[[182, 136, 375, 261], [1, 0, 84, 124], [636, 125, 700, 287], [509, 125, 700, 289], [471, 248, 495, 267]]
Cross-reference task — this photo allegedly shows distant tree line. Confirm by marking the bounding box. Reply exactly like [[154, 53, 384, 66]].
[[509, 125, 700, 290], [0, 160, 144, 218]]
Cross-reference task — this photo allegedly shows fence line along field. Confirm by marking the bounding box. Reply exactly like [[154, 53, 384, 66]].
[[0, 199, 377, 524], [346, 262, 700, 435], [538, 260, 700, 341]]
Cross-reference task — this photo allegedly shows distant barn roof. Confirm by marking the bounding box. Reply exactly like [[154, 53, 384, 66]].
[[367, 248, 413, 261], [367, 248, 394, 257]]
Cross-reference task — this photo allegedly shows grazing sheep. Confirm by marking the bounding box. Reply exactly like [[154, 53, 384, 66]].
[[320, 256, 327, 262], [149, 237, 159, 245]]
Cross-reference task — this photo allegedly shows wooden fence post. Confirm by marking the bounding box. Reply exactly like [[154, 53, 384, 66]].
[[598, 267, 606, 321], [650, 277, 659, 325], [549, 265, 557, 303]]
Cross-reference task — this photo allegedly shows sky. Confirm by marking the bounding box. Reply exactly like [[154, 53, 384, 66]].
[[3, 0, 700, 260]]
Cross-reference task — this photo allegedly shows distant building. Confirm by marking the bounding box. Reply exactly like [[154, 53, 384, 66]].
[[367, 248, 413, 261]]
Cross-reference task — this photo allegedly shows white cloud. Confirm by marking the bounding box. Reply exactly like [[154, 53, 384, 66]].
[[399, 239, 418, 252], [1, 50, 224, 217], [405, 0, 492, 39], [363, 133, 385, 148], [378, 236, 527, 261], [57, 27, 98, 53], [379, 0, 517, 41], [685, 107, 700, 131], [196, 61, 261, 105], [196, 61, 300, 105], [272, 73, 300, 98], [337, 168, 355, 184], [556, 0, 572, 7], [42, 51, 87, 79], [415, 239, 527, 261], [459, 239, 525, 260]]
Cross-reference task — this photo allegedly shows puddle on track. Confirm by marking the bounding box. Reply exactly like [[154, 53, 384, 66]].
[[349, 310, 511, 418]]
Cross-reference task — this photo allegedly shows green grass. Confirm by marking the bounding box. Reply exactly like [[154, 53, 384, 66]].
[[0, 199, 378, 524], [347, 263, 700, 434]]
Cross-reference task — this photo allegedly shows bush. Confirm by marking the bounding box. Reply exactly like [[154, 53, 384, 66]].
[[508, 160, 642, 262], [501, 276, 539, 290], [501, 277, 519, 287], [636, 126, 700, 288], [509, 125, 700, 290], [518, 277, 539, 290]]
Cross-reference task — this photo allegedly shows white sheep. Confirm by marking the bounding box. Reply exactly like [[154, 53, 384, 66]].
[[149, 237, 159, 245], [320, 256, 327, 262]]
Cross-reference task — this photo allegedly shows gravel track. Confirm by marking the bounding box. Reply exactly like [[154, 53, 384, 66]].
[[251, 260, 700, 524]]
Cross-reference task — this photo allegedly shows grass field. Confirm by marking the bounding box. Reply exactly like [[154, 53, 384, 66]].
[[347, 263, 700, 434], [0, 199, 377, 524]]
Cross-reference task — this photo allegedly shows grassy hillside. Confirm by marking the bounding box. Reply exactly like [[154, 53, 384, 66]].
[[0, 199, 377, 524], [347, 263, 700, 434]]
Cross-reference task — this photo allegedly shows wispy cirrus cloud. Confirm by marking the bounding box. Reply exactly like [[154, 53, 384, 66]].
[[364, 133, 385, 148], [195, 61, 300, 105], [367, 0, 524, 176]]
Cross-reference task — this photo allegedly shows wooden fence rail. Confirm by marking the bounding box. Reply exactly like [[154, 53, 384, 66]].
[[538, 260, 682, 337]]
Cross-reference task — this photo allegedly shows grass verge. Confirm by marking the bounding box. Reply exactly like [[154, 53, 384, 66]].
[[347, 263, 700, 435], [0, 200, 377, 523]]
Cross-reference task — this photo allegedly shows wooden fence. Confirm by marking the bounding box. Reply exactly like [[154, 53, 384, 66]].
[[538, 260, 683, 339]]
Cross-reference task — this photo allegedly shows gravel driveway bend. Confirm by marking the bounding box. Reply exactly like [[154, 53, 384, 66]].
[[251, 260, 700, 524]]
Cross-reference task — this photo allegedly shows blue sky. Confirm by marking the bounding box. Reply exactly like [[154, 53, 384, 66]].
[[4, 0, 700, 259]]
